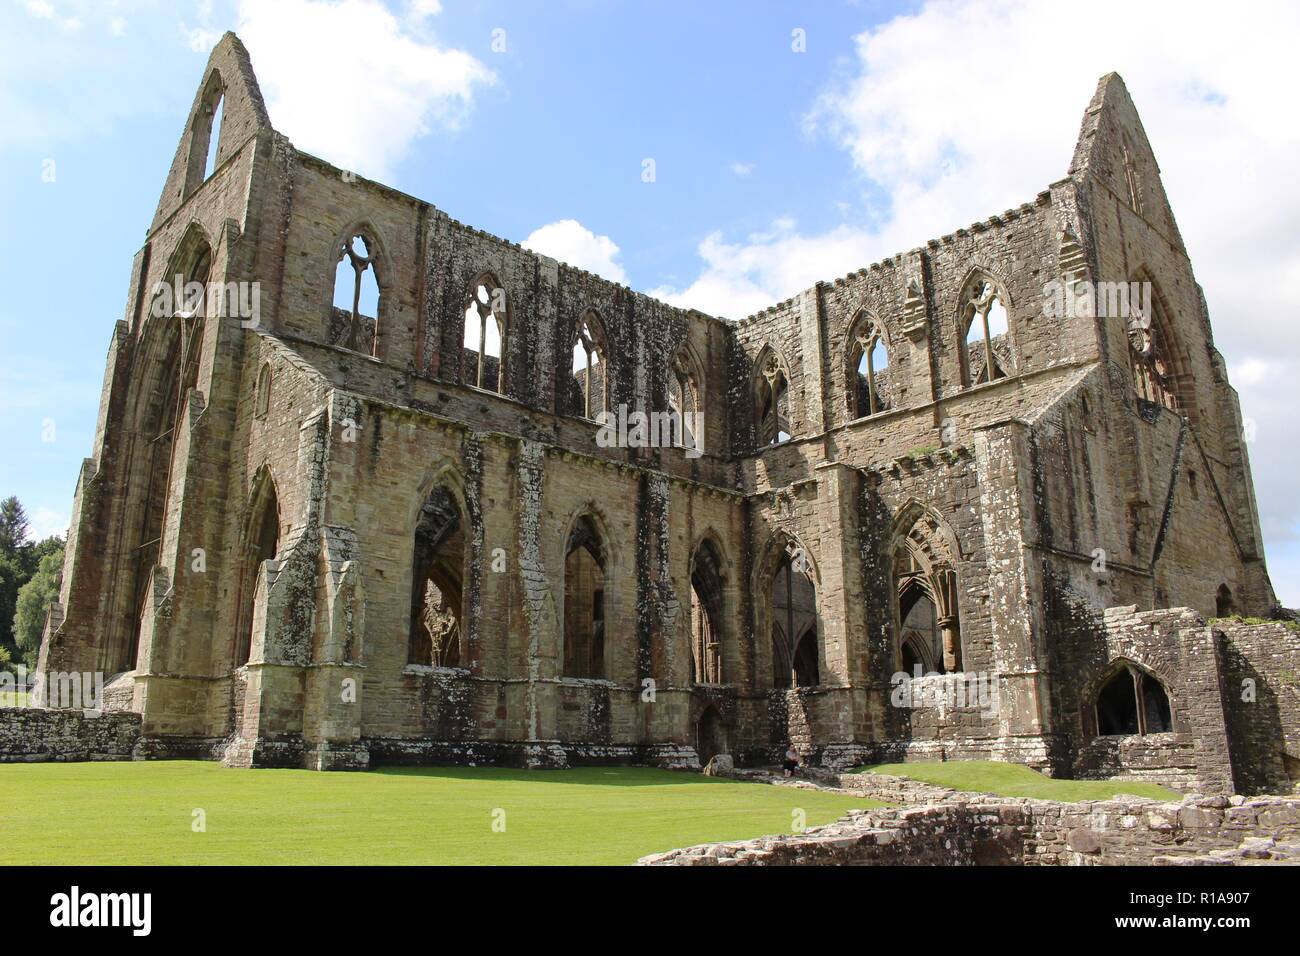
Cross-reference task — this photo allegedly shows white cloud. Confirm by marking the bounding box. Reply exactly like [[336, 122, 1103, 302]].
[[523, 220, 628, 284], [657, 0, 1300, 602], [235, 0, 494, 179], [406, 0, 442, 19], [23, 1, 55, 19], [184, 25, 220, 52], [29, 507, 69, 542], [730, 161, 754, 177], [650, 218, 874, 319]]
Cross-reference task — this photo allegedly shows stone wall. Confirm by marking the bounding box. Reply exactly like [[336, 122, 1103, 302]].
[[640, 789, 1300, 866], [0, 708, 141, 762], [1047, 605, 1235, 793], [1219, 620, 1300, 794]]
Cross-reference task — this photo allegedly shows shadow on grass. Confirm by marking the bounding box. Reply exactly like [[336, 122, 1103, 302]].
[[369, 765, 749, 788]]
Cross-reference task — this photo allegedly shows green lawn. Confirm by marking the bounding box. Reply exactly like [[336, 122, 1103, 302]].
[[855, 760, 1178, 802], [0, 762, 880, 865]]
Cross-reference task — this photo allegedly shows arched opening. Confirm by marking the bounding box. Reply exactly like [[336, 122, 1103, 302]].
[[235, 474, 280, 666], [568, 309, 610, 419], [1096, 670, 1138, 736], [755, 350, 791, 445], [668, 349, 701, 450], [696, 706, 727, 765], [771, 622, 792, 689], [1095, 662, 1173, 736], [770, 545, 817, 688], [898, 580, 942, 673], [332, 234, 380, 354], [203, 94, 224, 181], [254, 363, 271, 420], [462, 278, 506, 394], [689, 539, 725, 684], [1128, 280, 1190, 418], [185, 71, 224, 196], [563, 515, 606, 679], [849, 314, 891, 417], [792, 626, 820, 687], [892, 506, 962, 673], [119, 237, 212, 674], [900, 633, 933, 675], [1128, 314, 1180, 411], [408, 485, 465, 667], [1142, 677, 1173, 733], [960, 277, 1011, 387], [1215, 584, 1236, 618]]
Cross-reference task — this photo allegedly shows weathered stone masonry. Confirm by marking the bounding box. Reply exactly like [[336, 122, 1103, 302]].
[[13, 33, 1295, 793], [639, 780, 1300, 866]]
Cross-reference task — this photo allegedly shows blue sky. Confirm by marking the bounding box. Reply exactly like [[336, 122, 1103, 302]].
[[2, 0, 1298, 606]]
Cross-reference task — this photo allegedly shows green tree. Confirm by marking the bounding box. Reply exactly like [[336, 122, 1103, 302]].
[[0, 552, 21, 656], [24, 534, 64, 576], [14, 548, 62, 668], [0, 497, 30, 557]]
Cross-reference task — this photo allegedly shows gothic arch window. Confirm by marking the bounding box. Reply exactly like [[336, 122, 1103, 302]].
[[848, 312, 890, 417], [409, 484, 466, 667], [892, 506, 962, 673], [254, 363, 271, 420], [235, 472, 280, 666], [569, 309, 610, 419], [958, 275, 1011, 387], [668, 347, 702, 450], [563, 515, 607, 679], [689, 538, 725, 684], [462, 276, 507, 394], [1121, 134, 1144, 214], [769, 542, 818, 688], [204, 93, 224, 181], [332, 233, 381, 355], [1094, 662, 1172, 736], [755, 349, 791, 445], [185, 71, 225, 196], [1128, 296, 1180, 413]]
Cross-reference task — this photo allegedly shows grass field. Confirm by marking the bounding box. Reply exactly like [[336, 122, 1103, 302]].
[[856, 760, 1178, 802], [0, 762, 881, 865]]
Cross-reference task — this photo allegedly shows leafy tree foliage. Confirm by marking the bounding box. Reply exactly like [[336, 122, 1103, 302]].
[[15, 548, 63, 667], [0, 496, 64, 664]]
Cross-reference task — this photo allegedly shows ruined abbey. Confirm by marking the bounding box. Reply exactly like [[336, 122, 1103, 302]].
[[28, 34, 1299, 794]]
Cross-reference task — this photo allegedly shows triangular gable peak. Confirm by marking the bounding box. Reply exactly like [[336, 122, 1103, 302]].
[[151, 32, 271, 232], [1068, 72, 1185, 254]]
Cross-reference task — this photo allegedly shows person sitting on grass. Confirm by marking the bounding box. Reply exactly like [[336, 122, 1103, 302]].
[[783, 745, 800, 778]]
